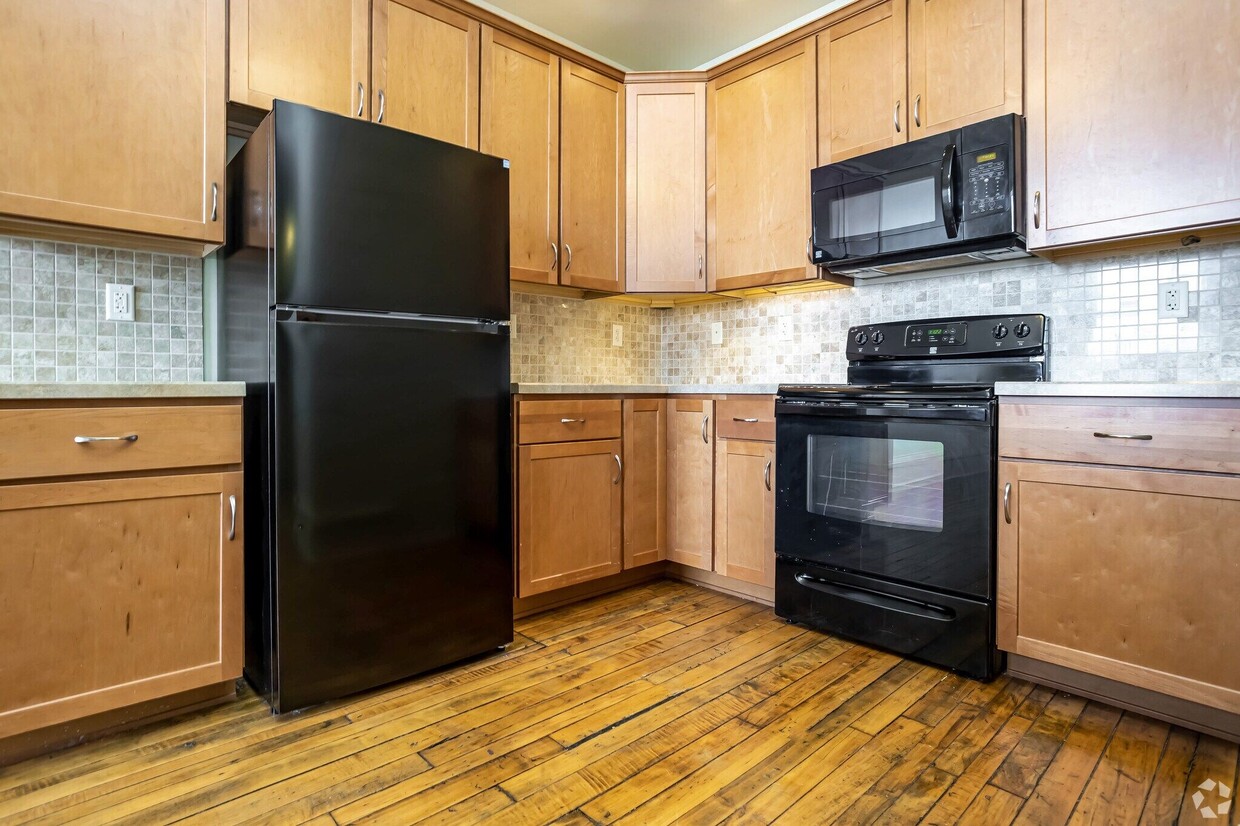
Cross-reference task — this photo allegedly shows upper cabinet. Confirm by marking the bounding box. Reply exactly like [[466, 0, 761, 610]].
[[1026, 0, 1240, 251], [0, 0, 226, 247], [625, 82, 707, 293], [228, 0, 370, 118], [708, 40, 818, 291], [373, 0, 480, 148]]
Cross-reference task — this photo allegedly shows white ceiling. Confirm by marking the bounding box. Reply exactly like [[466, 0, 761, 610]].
[[474, 0, 850, 71]]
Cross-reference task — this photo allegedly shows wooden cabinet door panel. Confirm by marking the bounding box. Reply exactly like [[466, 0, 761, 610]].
[[625, 82, 707, 293], [623, 399, 666, 568], [997, 460, 1240, 714], [709, 40, 817, 291], [1026, 0, 1240, 249], [907, 0, 1021, 140], [667, 400, 714, 570], [560, 61, 625, 293], [0, 473, 242, 738], [518, 440, 622, 596], [714, 439, 774, 587], [817, 1, 907, 163], [229, 0, 370, 117], [480, 28, 559, 285], [373, 0, 479, 148], [0, 0, 225, 243]]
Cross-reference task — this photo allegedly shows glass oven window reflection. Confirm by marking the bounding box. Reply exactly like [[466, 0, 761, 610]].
[[806, 435, 944, 532]]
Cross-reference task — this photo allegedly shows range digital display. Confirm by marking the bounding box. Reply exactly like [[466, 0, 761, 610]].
[[906, 322, 967, 347]]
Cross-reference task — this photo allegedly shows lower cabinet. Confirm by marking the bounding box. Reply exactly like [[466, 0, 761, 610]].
[[714, 439, 775, 587], [622, 399, 666, 568], [666, 399, 715, 570]]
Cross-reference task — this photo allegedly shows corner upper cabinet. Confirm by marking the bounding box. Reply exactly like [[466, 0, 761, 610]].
[[372, 0, 479, 148], [625, 81, 707, 293], [817, 1, 907, 164], [708, 39, 818, 291], [906, 0, 1021, 140], [560, 61, 625, 293], [480, 29, 560, 285], [228, 0, 370, 118], [1025, 0, 1240, 251], [0, 0, 226, 247]]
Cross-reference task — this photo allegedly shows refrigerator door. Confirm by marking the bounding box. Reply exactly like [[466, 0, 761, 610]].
[[271, 100, 510, 321], [270, 310, 512, 712]]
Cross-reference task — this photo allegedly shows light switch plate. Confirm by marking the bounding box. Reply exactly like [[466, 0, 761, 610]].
[[105, 283, 134, 322], [611, 323, 623, 347], [711, 322, 723, 345], [1158, 280, 1190, 319]]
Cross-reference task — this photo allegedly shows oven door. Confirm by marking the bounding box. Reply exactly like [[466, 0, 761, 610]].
[[775, 399, 994, 599]]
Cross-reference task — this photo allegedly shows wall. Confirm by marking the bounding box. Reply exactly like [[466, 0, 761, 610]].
[[0, 235, 205, 383], [511, 292, 661, 383]]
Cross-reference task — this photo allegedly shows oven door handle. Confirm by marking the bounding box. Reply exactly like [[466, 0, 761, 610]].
[[793, 574, 957, 622], [776, 403, 989, 422]]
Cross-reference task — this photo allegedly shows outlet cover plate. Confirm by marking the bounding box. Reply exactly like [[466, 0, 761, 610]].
[[105, 283, 134, 322], [710, 322, 723, 345], [611, 323, 623, 347], [1158, 280, 1190, 319]]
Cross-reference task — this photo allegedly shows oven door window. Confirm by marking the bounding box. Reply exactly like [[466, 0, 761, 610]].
[[807, 436, 944, 532]]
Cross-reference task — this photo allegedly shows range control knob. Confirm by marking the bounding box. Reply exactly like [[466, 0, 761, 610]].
[[854, 331, 869, 345], [1014, 322, 1031, 339], [992, 324, 1009, 340], [872, 331, 885, 345]]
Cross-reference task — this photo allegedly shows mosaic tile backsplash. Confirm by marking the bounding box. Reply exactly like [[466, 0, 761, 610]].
[[0, 236, 204, 383], [513, 240, 1240, 386]]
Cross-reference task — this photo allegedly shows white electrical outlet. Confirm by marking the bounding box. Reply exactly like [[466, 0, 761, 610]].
[[611, 323, 623, 347], [777, 317, 793, 341], [1158, 280, 1190, 319], [105, 283, 134, 322], [710, 322, 723, 346]]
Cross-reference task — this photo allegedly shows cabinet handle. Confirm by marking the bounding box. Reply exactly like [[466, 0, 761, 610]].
[[377, 89, 386, 123], [764, 459, 772, 491], [806, 235, 814, 265], [894, 100, 901, 133], [612, 453, 622, 485], [1033, 191, 1041, 229], [551, 242, 559, 271], [228, 494, 237, 541], [210, 183, 218, 222], [733, 417, 759, 423], [701, 414, 709, 444], [564, 243, 573, 271], [698, 254, 704, 280], [1093, 432, 1153, 441], [913, 94, 921, 128], [1003, 482, 1012, 524], [560, 417, 585, 424], [74, 434, 138, 443], [356, 82, 364, 117]]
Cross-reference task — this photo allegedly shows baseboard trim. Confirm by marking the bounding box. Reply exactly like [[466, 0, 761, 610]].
[[665, 563, 774, 606], [514, 564, 668, 619]]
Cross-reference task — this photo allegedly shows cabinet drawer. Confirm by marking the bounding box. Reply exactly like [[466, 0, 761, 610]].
[[999, 401, 1240, 474], [715, 397, 775, 442], [0, 405, 243, 481], [517, 399, 622, 444]]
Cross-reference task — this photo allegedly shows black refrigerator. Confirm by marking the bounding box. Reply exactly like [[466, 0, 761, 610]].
[[218, 100, 513, 713]]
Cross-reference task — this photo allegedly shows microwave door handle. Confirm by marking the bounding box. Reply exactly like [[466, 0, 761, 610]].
[[940, 143, 959, 239]]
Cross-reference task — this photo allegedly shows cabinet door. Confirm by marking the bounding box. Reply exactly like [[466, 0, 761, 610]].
[[0, 473, 243, 739], [625, 82, 707, 293], [817, 1, 907, 164], [480, 28, 560, 286], [560, 61, 625, 293], [907, 0, 1021, 140], [714, 439, 775, 587], [373, 0, 479, 148], [708, 39, 818, 291], [666, 400, 714, 570], [0, 0, 226, 244], [518, 439, 622, 596], [228, 0, 370, 117], [997, 460, 1240, 714], [623, 399, 666, 568], [1026, 0, 1240, 250]]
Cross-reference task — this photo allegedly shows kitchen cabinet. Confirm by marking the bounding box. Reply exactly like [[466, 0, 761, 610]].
[[228, 0, 370, 118], [622, 399, 666, 568], [0, 0, 226, 246], [625, 82, 707, 293], [373, 0, 479, 148], [666, 399, 715, 570], [708, 39, 818, 291], [714, 440, 775, 588], [1025, 0, 1240, 250]]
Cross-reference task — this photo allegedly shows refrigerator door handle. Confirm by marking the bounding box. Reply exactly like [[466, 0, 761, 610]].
[[275, 307, 509, 335]]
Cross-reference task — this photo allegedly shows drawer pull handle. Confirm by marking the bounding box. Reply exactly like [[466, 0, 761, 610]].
[[612, 453, 622, 485], [733, 417, 759, 423], [228, 495, 237, 541], [560, 418, 585, 424], [764, 459, 772, 491], [1003, 482, 1012, 524], [1093, 432, 1153, 441], [74, 434, 138, 444]]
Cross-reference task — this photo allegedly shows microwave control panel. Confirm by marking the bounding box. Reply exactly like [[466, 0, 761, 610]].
[[847, 314, 1047, 359], [964, 145, 1009, 218]]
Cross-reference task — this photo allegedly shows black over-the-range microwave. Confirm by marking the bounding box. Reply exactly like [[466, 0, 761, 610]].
[[810, 114, 1027, 279]]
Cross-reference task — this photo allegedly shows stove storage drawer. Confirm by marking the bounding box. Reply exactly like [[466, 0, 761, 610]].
[[999, 400, 1240, 474], [517, 399, 622, 444]]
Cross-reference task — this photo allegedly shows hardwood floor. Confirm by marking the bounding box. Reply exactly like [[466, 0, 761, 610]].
[[1, 580, 1235, 824]]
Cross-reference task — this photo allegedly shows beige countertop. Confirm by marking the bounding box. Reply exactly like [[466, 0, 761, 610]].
[[0, 382, 247, 400], [996, 382, 1240, 399], [511, 383, 782, 395]]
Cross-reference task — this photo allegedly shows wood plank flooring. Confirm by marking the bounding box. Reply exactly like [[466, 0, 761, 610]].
[[1, 580, 1236, 825]]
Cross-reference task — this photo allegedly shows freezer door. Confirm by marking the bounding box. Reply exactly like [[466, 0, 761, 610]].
[[270, 312, 512, 712], [271, 100, 509, 321]]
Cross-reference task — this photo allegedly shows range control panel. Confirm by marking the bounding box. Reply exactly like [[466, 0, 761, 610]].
[[847, 314, 1047, 360]]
